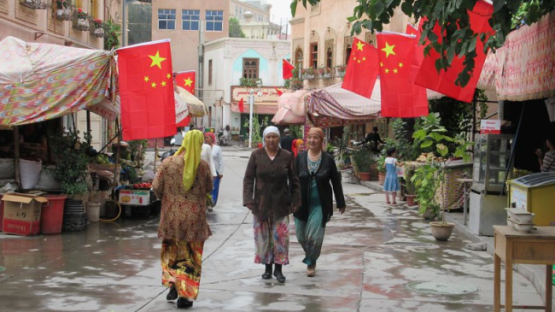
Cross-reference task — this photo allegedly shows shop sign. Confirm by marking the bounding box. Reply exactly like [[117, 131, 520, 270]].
[[480, 120, 501, 134]]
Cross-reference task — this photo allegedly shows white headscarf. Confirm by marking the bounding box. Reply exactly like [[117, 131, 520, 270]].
[[262, 126, 281, 147]]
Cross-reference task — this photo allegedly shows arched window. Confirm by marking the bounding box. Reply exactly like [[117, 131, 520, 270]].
[[243, 59, 259, 79], [295, 48, 303, 69], [326, 47, 333, 68]]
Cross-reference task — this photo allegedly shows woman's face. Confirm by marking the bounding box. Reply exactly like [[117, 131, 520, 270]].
[[264, 133, 280, 150], [307, 134, 322, 151], [204, 135, 213, 145]]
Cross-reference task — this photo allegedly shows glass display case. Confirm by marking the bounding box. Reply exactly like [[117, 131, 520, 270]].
[[472, 134, 514, 193]]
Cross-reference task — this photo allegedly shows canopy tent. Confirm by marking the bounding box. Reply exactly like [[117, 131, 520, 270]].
[[271, 89, 309, 125], [176, 86, 207, 117], [0, 36, 117, 126]]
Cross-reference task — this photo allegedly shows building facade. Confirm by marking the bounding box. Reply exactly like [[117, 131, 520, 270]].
[[202, 38, 291, 136], [151, 0, 229, 73], [230, 0, 281, 40]]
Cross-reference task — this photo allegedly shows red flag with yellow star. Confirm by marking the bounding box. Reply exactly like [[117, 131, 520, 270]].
[[377, 32, 428, 117], [175, 70, 196, 94], [341, 38, 379, 98], [117, 39, 176, 141]]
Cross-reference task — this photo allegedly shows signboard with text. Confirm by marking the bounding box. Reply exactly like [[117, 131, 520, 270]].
[[480, 120, 501, 134]]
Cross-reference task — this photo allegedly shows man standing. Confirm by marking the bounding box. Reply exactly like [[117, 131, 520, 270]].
[[362, 126, 384, 153], [280, 128, 294, 153]]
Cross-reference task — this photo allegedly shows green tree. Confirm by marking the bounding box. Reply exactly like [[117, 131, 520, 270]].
[[229, 17, 246, 38], [291, 0, 555, 87]]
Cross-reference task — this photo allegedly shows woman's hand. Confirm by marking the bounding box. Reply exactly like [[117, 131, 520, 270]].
[[338, 207, 346, 214]]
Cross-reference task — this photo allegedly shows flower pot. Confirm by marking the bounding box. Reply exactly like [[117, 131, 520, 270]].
[[378, 172, 385, 185], [93, 27, 104, 38], [406, 194, 416, 206], [430, 222, 455, 241], [359, 172, 371, 181]]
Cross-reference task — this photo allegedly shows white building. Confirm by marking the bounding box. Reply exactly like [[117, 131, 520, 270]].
[[230, 0, 282, 40], [202, 38, 291, 136]]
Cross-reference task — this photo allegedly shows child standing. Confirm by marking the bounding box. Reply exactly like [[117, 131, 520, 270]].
[[383, 147, 403, 205]]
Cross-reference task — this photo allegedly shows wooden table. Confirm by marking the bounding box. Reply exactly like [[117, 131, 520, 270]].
[[494, 225, 555, 311]]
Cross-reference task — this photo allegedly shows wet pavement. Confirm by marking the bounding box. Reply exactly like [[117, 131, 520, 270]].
[[0, 147, 546, 311]]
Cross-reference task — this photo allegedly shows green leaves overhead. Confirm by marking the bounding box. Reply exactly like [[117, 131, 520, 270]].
[[291, 0, 555, 87]]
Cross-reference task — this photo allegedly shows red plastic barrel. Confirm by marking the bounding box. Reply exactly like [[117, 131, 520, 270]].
[[0, 194, 4, 232], [41, 195, 67, 234]]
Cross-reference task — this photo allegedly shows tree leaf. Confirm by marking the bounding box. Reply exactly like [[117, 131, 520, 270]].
[[421, 141, 434, 148], [290, 0, 298, 17]]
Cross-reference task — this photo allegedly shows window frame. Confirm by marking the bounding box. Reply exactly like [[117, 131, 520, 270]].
[[310, 42, 318, 69], [181, 9, 200, 31], [158, 9, 176, 30], [242, 58, 259, 79], [205, 10, 223, 32], [295, 48, 303, 69]]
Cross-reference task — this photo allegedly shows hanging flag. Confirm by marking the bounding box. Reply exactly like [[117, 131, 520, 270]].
[[282, 59, 295, 80], [175, 70, 196, 94], [117, 39, 176, 141], [377, 32, 428, 117], [341, 38, 379, 98], [177, 115, 191, 127], [406, 22, 425, 67], [238, 98, 245, 113], [274, 87, 283, 96], [414, 0, 494, 102]]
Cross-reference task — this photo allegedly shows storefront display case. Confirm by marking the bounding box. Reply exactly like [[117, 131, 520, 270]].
[[472, 134, 514, 193]]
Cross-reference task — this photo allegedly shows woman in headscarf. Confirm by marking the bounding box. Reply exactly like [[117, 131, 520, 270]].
[[292, 138, 304, 158], [294, 127, 346, 277], [204, 131, 224, 207], [243, 126, 301, 283], [152, 130, 213, 309]]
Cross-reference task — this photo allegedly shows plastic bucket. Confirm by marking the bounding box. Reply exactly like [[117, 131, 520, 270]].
[[41, 195, 67, 234], [86, 202, 101, 222]]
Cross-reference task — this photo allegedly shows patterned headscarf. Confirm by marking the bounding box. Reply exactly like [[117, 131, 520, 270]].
[[262, 126, 280, 147], [308, 127, 325, 150], [174, 130, 204, 191], [292, 139, 304, 157], [204, 131, 216, 145]]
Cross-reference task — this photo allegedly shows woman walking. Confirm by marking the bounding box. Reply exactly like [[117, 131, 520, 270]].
[[153, 130, 213, 309], [243, 126, 301, 283], [204, 132, 224, 207], [294, 127, 346, 277]]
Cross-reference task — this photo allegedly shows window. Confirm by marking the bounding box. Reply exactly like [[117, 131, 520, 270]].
[[182, 10, 200, 30], [345, 44, 352, 65], [158, 9, 176, 30], [206, 10, 223, 32], [295, 48, 303, 69], [208, 60, 213, 85], [243, 58, 259, 79], [327, 47, 333, 68], [310, 43, 318, 69]]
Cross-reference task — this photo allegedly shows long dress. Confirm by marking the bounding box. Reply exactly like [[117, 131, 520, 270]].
[[383, 157, 400, 192], [153, 156, 213, 300]]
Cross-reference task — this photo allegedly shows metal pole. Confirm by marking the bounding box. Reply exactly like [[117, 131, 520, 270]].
[[248, 90, 254, 148], [122, 0, 126, 47]]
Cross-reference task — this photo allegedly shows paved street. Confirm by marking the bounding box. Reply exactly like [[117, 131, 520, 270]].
[[0, 147, 545, 311]]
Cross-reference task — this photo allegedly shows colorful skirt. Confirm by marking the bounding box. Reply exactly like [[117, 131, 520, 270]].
[[295, 180, 325, 266], [161, 240, 204, 300], [253, 215, 290, 265]]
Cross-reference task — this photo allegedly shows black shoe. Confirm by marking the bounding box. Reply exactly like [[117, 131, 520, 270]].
[[262, 264, 272, 279], [166, 286, 177, 301], [177, 297, 193, 309], [273, 264, 286, 283]]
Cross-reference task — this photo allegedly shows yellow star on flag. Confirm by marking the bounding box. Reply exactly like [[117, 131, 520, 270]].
[[356, 40, 364, 51], [151, 82, 157, 88], [184, 77, 193, 87], [393, 69, 398, 74], [385, 69, 390, 74], [399, 63, 404, 68], [380, 62, 384, 67], [381, 42, 396, 58], [144, 76, 149, 82], [161, 81, 167, 87], [167, 73, 172, 79], [149, 51, 166, 69], [358, 60, 361, 63], [363, 57, 366, 61]]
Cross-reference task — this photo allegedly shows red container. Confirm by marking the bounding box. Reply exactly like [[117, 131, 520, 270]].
[[3, 219, 40, 236], [0, 194, 4, 232], [41, 195, 67, 234]]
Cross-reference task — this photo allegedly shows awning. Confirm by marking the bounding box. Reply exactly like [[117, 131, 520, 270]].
[[0, 36, 117, 126], [272, 89, 309, 125], [176, 86, 206, 117]]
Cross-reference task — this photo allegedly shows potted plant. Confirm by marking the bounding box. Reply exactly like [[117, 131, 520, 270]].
[[335, 65, 346, 77], [301, 67, 315, 79], [376, 154, 386, 185], [74, 8, 89, 31], [92, 18, 104, 37], [55, 0, 71, 20], [351, 149, 374, 181], [403, 163, 417, 206], [411, 113, 472, 241]]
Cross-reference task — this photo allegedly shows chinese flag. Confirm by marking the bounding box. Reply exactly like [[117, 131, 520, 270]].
[[377, 32, 428, 117], [117, 39, 176, 141], [238, 98, 245, 113], [275, 87, 283, 96], [175, 70, 196, 94], [282, 59, 294, 79], [414, 1, 494, 103], [341, 38, 379, 98], [406, 22, 425, 67], [177, 115, 191, 127]]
